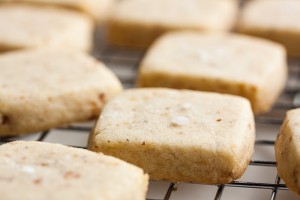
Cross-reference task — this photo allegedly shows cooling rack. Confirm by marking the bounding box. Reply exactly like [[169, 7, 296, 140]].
[[0, 40, 299, 200]]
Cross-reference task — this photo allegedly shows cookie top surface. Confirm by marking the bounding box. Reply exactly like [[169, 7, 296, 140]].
[[112, 0, 238, 30], [240, 0, 300, 32], [140, 32, 286, 86], [94, 88, 254, 152], [0, 48, 121, 98], [0, 4, 92, 49], [0, 141, 147, 200], [1, 0, 113, 20]]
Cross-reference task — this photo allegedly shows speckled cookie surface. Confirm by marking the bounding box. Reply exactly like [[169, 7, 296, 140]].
[[1, 0, 113, 22], [108, 0, 238, 48], [0, 141, 148, 200], [239, 0, 300, 57], [138, 32, 287, 114], [89, 88, 255, 184], [0, 4, 93, 52], [275, 108, 300, 196], [0, 48, 122, 136]]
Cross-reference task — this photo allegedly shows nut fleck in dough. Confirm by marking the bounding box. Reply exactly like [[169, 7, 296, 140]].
[[0, 4, 93, 52], [0, 141, 148, 200], [138, 32, 287, 114], [0, 48, 122, 136], [108, 0, 238, 48], [239, 0, 300, 57], [89, 88, 255, 184], [275, 108, 300, 196]]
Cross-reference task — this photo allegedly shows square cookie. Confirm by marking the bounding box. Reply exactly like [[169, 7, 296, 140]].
[[137, 32, 287, 114], [108, 0, 238, 48], [0, 4, 93, 52], [0, 141, 148, 200], [89, 88, 255, 184], [1, 0, 114, 22], [0, 48, 122, 136], [275, 108, 300, 196], [239, 0, 300, 57]]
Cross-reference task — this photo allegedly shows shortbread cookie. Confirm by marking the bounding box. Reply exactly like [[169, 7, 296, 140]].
[[0, 48, 122, 136], [239, 0, 300, 57], [138, 32, 287, 114], [89, 88, 255, 184], [0, 141, 148, 200], [275, 108, 300, 196], [108, 0, 238, 48], [1, 0, 113, 22], [0, 4, 93, 52]]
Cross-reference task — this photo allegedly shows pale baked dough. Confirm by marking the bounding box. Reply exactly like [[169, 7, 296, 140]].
[[0, 48, 122, 136], [108, 0, 238, 48], [89, 88, 255, 184], [0, 141, 148, 200], [1, 0, 114, 22], [138, 32, 287, 114], [0, 4, 93, 52], [239, 0, 300, 57], [275, 108, 300, 196]]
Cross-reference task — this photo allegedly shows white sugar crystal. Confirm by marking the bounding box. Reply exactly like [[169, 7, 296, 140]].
[[181, 103, 192, 110], [22, 166, 35, 174], [171, 116, 190, 126]]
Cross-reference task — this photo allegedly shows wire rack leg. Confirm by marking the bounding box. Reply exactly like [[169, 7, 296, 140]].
[[270, 176, 281, 200], [214, 185, 225, 200], [163, 183, 177, 200], [37, 130, 50, 141]]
